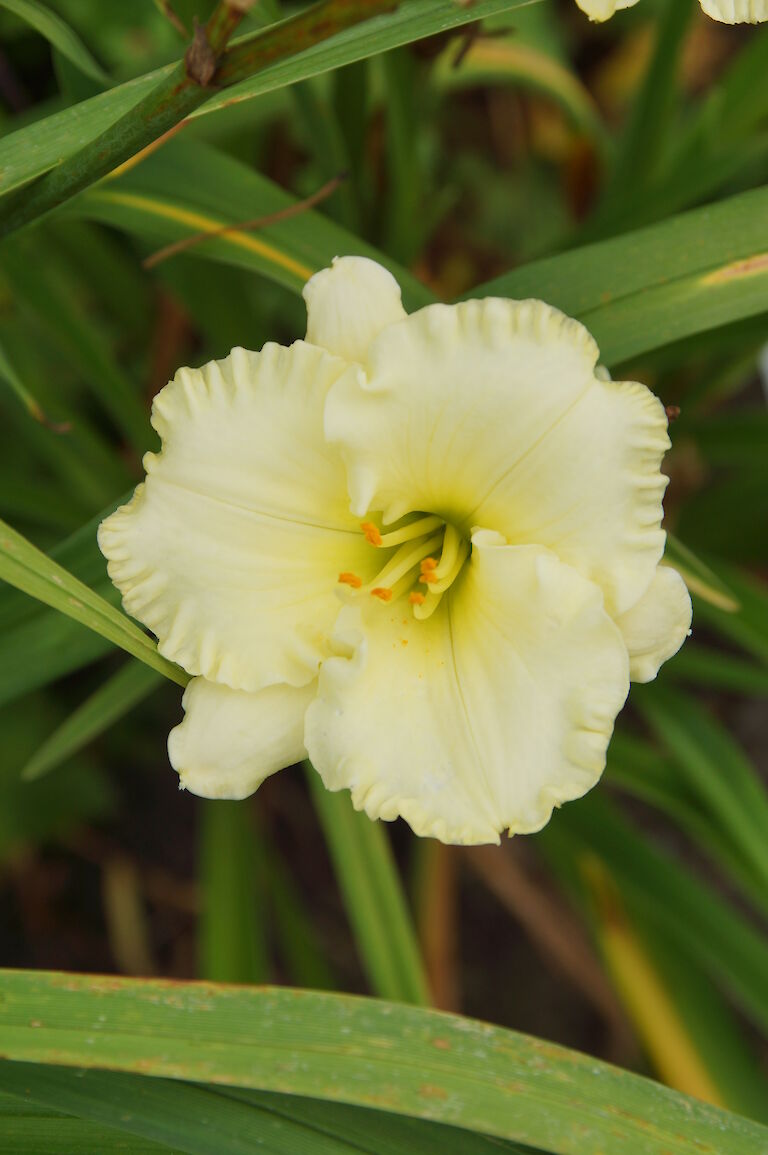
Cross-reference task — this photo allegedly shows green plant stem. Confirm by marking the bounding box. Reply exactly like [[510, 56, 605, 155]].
[[198, 799, 270, 984], [0, 0, 396, 238], [382, 47, 420, 263], [305, 763, 430, 1005]]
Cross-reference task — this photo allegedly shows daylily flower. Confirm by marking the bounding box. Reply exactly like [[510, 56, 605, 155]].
[[576, 0, 767, 21], [98, 257, 691, 845]]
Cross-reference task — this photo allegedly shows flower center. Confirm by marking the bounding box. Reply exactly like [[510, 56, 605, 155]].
[[338, 514, 470, 620]]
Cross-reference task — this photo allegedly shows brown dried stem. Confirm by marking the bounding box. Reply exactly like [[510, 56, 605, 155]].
[[142, 173, 346, 269]]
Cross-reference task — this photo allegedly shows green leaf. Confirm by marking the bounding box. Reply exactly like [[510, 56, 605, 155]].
[[605, 729, 768, 916], [2, 969, 767, 1154], [0, 1067, 526, 1155], [73, 138, 434, 308], [0, 234, 152, 453], [0, 611, 113, 709], [663, 536, 740, 614], [0, 334, 59, 426], [636, 685, 768, 892], [467, 186, 768, 366], [628, 925, 768, 1124], [689, 560, 768, 667], [432, 33, 607, 146], [21, 660, 161, 780], [624, 29, 768, 233], [0, 0, 108, 85], [0, 498, 127, 633], [601, 0, 694, 203], [0, 514, 188, 686], [0, 1091, 170, 1153], [0, 699, 113, 863], [553, 796, 768, 1035], [665, 646, 768, 697], [0, 0, 535, 200], [0, 501, 131, 705]]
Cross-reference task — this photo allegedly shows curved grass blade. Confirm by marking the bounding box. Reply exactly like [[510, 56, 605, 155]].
[[605, 730, 768, 918], [636, 685, 768, 891], [690, 560, 768, 668], [0, 611, 113, 709], [1, 969, 767, 1154], [553, 796, 768, 1035], [0, 234, 152, 453], [432, 34, 607, 147], [73, 139, 434, 309], [584, 858, 726, 1108], [666, 647, 768, 697], [664, 536, 740, 613], [21, 660, 161, 781], [589, 0, 694, 228], [0, 0, 108, 85], [0, 515, 188, 687], [0, 335, 62, 428]]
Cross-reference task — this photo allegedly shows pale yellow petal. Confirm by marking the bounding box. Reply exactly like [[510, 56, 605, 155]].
[[98, 342, 375, 691], [699, 0, 768, 21], [615, 566, 692, 683], [303, 255, 406, 363], [305, 532, 629, 845], [574, 0, 641, 18], [326, 298, 670, 616], [168, 677, 315, 800]]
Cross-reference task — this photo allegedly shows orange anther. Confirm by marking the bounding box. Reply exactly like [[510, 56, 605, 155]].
[[371, 587, 393, 602], [361, 521, 383, 546], [409, 591, 426, 605], [338, 572, 363, 589], [419, 571, 438, 584], [420, 557, 438, 571]]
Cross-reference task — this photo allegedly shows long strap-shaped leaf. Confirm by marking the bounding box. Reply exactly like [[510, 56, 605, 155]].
[[0, 1065, 525, 1155], [0, 0, 532, 204], [0, 0, 401, 236], [0, 515, 188, 686], [468, 185, 768, 366], [1, 969, 767, 1155], [0, 0, 108, 85], [78, 141, 768, 366]]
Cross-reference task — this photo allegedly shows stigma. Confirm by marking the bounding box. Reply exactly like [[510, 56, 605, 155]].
[[338, 514, 469, 619]]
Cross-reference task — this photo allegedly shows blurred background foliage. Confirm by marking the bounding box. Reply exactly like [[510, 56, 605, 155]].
[[0, 0, 767, 1127]]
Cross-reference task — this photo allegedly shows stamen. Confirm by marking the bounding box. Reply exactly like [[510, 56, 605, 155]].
[[432, 524, 462, 579], [412, 590, 444, 621], [338, 571, 363, 589], [375, 514, 444, 549], [355, 513, 469, 618], [428, 540, 470, 594], [366, 532, 444, 595]]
